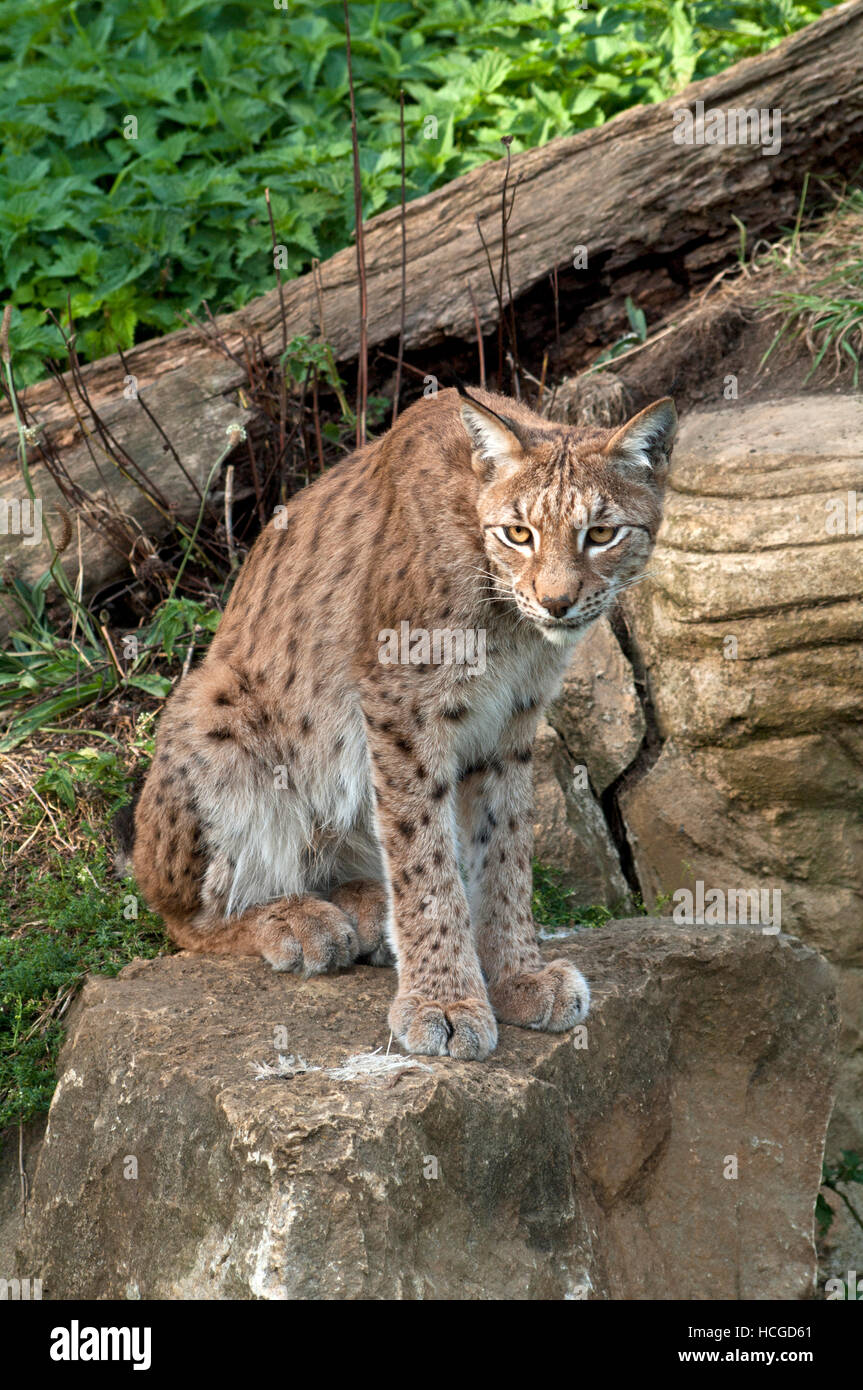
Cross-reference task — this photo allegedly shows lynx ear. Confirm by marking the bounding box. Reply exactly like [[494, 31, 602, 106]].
[[602, 398, 677, 480], [459, 391, 527, 479]]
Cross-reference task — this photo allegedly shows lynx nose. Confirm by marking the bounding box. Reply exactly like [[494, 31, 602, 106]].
[[538, 592, 574, 619]]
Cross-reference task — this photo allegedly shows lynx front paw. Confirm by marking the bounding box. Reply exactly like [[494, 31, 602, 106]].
[[488, 960, 589, 1032], [259, 899, 360, 977], [389, 991, 498, 1060], [330, 879, 394, 966]]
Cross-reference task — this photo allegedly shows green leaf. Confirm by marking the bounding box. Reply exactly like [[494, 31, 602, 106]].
[[127, 674, 173, 698], [0, 680, 110, 751], [625, 296, 648, 341]]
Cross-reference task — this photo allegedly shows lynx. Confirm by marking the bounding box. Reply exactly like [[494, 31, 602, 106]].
[[129, 386, 676, 1059]]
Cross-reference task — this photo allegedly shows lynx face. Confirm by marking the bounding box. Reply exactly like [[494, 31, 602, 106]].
[[462, 393, 677, 645]]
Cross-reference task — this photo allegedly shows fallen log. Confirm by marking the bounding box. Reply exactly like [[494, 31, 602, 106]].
[[2, 0, 862, 615]]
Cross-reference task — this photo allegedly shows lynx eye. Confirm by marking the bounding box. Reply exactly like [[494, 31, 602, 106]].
[[502, 525, 532, 546], [587, 525, 617, 545]]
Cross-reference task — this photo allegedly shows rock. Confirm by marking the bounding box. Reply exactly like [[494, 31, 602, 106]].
[[831, 968, 863, 1153], [818, 1176, 863, 1298], [621, 740, 863, 966], [620, 395, 863, 1150], [547, 617, 646, 795], [532, 718, 630, 907], [531, 617, 646, 908], [2, 922, 837, 1300]]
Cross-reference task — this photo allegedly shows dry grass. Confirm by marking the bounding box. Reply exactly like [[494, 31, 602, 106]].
[[0, 700, 157, 925], [753, 186, 863, 384], [565, 180, 863, 399]]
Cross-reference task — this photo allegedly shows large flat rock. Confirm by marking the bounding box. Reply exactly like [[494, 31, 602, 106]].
[[3, 921, 837, 1300], [621, 395, 863, 1150]]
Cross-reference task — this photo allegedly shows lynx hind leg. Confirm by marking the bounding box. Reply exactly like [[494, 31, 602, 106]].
[[170, 895, 361, 977], [330, 879, 395, 966]]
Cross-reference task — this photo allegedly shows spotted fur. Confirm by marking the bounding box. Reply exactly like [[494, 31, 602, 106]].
[[132, 387, 676, 1058]]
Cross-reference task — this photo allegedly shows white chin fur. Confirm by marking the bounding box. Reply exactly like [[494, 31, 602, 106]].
[[537, 623, 582, 647]]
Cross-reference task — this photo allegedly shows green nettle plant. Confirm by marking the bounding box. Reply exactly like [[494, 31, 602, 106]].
[[0, 0, 836, 382], [0, 576, 222, 750]]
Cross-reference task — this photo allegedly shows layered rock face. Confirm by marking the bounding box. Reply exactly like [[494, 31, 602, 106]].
[[532, 617, 642, 908], [533, 395, 863, 1150], [2, 924, 837, 1300]]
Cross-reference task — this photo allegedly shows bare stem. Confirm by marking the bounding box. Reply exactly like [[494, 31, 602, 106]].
[[343, 1, 368, 448], [467, 282, 486, 389], [265, 187, 289, 472], [393, 89, 408, 423]]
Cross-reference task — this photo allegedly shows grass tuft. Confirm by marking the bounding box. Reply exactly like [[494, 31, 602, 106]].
[[0, 833, 165, 1133], [757, 186, 863, 386]]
